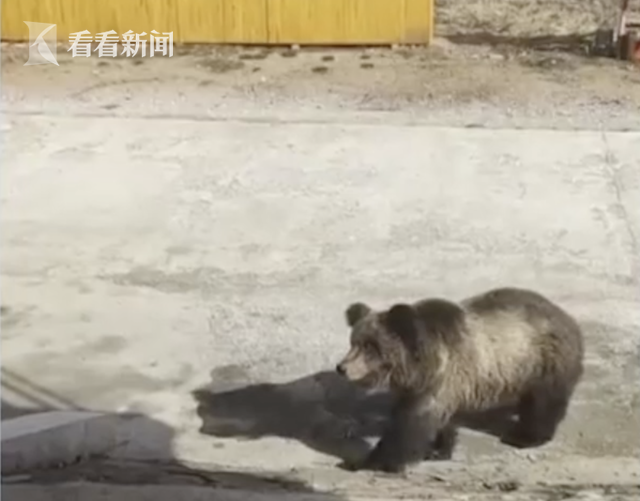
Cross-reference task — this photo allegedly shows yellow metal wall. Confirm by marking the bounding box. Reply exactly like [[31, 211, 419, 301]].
[[1, 0, 433, 45]]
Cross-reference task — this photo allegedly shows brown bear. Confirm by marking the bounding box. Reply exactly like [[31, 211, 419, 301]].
[[335, 287, 584, 473]]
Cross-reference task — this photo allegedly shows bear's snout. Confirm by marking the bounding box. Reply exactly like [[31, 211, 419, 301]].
[[336, 363, 346, 375]]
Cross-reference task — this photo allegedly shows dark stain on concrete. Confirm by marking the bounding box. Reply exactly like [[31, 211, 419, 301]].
[[166, 245, 193, 257], [104, 266, 216, 294], [102, 265, 319, 295], [65, 279, 94, 294], [0, 305, 32, 330], [85, 335, 129, 355]]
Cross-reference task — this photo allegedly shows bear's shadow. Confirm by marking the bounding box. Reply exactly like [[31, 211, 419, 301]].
[[193, 368, 518, 464]]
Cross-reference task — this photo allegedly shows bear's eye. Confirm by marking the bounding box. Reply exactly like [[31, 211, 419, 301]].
[[362, 340, 378, 354]]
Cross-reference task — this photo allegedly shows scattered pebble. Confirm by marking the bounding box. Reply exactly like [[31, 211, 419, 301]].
[[239, 52, 269, 61], [482, 479, 521, 492]]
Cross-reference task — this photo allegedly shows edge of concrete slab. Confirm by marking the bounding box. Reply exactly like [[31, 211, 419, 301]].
[[1, 411, 137, 475], [3, 482, 640, 501], [0, 484, 337, 501]]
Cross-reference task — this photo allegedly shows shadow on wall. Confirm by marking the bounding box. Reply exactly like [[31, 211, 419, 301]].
[[1, 370, 348, 501], [193, 368, 519, 465]]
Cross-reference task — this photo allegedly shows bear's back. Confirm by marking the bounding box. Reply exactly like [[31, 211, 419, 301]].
[[461, 287, 583, 353], [444, 287, 583, 409]]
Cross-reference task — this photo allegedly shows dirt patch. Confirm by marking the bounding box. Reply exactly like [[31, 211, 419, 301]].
[[435, 0, 621, 38], [2, 1, 640, 131], [4, 39, 639, 118], [197, 57, 245, 73]]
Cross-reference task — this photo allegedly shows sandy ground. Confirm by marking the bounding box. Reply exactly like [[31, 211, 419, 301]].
[[2, 5, 640, 498], [2, 14, 640, 133]]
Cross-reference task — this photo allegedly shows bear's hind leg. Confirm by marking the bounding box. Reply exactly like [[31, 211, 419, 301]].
[[501, 386, 570, 449], [424, 424, 458, 460]]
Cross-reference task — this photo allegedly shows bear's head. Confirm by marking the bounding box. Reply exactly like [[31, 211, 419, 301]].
[[335, 301, 423, 391]]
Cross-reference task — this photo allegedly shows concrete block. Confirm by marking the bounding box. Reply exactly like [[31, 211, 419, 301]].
[[1, 411, 129, 475]]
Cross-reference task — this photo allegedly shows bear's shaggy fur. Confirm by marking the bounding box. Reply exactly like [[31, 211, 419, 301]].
[[336, 287, 584, 473]]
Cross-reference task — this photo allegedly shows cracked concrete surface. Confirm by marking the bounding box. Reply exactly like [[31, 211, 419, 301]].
[[2, 112, 639, 482], [1, 44, 640, 499]]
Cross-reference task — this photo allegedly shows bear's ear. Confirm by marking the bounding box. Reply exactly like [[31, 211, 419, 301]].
[[345, 302, 372, 327], [386, 303, 419, 352]]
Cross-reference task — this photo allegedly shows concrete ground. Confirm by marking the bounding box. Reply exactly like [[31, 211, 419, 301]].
[[2, 38, 640, 500]]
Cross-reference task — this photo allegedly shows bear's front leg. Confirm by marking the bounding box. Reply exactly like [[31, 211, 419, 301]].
[[353, 397, 445, 474], [424, 424, 458, 461]]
